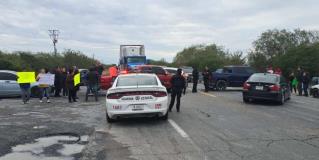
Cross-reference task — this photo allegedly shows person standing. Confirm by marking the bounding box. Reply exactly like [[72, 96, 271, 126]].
[[20, 82, 31, 104], [37, 68, 50, 103], [202, 66, 210, 92], [192, 67, 199, 93], [296, 67, 303, 96], [302, 72, 310, 97], [61, 67, 68, 97], [168, 69, 186, 112], [66, 68, 77, 103], [292, 77, 298, 94], [274, 67, 282, 75], [85, 67, 99, 102], [288, 72, 295, 93], [73, 66, 80, 99], [54, 67, 62, 97], [267, 66, 274, 74]]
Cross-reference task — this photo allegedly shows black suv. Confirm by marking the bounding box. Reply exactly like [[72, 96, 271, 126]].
[[210, 66, 255, 90]]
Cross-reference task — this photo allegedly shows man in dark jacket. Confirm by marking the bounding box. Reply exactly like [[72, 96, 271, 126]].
[[66, 68, 76, 103], [61, 67, 68, 96], [85, 67, 99, 101], [302, 72, 310, 97], [202, 66, 210, 92], [168, 68, 186, 112], [296, 67, 303, 96], [192, 67, 199, 93], [54, 67, 63, 97]]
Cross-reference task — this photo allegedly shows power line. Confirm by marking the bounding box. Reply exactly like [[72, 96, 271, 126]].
[[48, 29, 60, 56]]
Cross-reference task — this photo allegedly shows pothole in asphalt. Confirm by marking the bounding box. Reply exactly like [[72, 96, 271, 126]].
[[0, 134, 89, 160]]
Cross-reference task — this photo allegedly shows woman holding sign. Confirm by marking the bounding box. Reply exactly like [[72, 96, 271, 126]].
[[17, 69, 35, 104], [37, 68, 51, 103]]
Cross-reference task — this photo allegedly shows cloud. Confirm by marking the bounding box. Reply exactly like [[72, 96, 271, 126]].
[[0, 0, 319, 64]]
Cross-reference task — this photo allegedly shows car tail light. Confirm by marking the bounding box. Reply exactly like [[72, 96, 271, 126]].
[[243, 82, 251, 90], [270, 85, 280, 91], [107, 93, 123, 99], [152, 91, 167, 97], [107, 91, 167, 99]]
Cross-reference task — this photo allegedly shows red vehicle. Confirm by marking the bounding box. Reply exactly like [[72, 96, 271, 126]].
[[100, 65, 172, 91], [135, 65, 172, 90], [100, 74, 113, 90]]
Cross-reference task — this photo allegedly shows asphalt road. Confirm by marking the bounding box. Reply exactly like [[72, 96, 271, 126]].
[[0, 85, 318, 160]]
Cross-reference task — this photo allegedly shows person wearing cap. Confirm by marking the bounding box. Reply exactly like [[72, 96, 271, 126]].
[[168, 68, 186, 112]]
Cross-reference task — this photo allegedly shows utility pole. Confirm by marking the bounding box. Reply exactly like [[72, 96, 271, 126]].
[[48, 29, 60, 56]]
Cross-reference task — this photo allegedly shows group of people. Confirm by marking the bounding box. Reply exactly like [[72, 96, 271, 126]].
[[288, 67, 311, 97], [19, 63, 104, 104]]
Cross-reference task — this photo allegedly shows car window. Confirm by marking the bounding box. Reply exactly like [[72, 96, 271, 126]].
[[166, 69, 177, 74], [248, 74, 279, 83], [0, 72, 17, 81], [215, 69, 223, 73], [223, 68, 232, 73], [152, 67, 166, 75], [140, 67, 152, 73], [116, 75, 158, 86]]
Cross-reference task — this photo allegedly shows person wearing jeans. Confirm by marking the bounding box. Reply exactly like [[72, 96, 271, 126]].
[[37, 68, 51, 103], [20, 83, 31, 104], [39, 87, 50, 103], [85, 67, 99, 102]]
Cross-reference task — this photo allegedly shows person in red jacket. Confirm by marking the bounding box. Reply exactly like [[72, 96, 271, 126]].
[[274, 67, 282, 75]]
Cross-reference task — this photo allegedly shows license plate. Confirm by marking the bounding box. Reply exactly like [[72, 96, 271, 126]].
[[132, 105, 144, 110], [255, 86, 263, 90]]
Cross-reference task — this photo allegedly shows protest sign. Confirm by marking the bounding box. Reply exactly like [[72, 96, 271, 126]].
[[17, 72, 36, 83], [74, 73, 80, 86], [38, 74, 55, 85]]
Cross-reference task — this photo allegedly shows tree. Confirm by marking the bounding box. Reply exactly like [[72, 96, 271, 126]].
[[173, 44, 228, 71], [248, 29, 319, 74], [225, 51, 246, 66], [277, 43, 319, 77], [0, 49, 102, 72]]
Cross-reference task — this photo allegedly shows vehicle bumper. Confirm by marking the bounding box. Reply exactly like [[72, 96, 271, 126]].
[[106, 98, 168, 119], [243, 91, 281, 101]]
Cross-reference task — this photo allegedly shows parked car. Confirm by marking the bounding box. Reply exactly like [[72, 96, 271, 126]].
[[210, 66, 255, 90], [135, 65, 172, 90], [181, 66, 193, 82], [0, 70, 40, 97], [105, 73, 168, 122], [310, 77, 319, 98], [242, 73, 291, 105]]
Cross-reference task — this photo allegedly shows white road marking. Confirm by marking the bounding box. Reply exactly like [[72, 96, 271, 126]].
[[168, 119, 209, 160], [200, 91, 217, 98], [168, 119, 189, 138]]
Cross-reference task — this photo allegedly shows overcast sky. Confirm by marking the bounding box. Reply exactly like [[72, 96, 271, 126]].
[[0, 0, 318, 64]]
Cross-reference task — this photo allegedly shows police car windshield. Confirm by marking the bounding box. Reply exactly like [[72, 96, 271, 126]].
[[116, 75, 158, 87]]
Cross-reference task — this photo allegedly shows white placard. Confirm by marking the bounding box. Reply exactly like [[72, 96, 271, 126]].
[[38, 74, 55, 85]]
